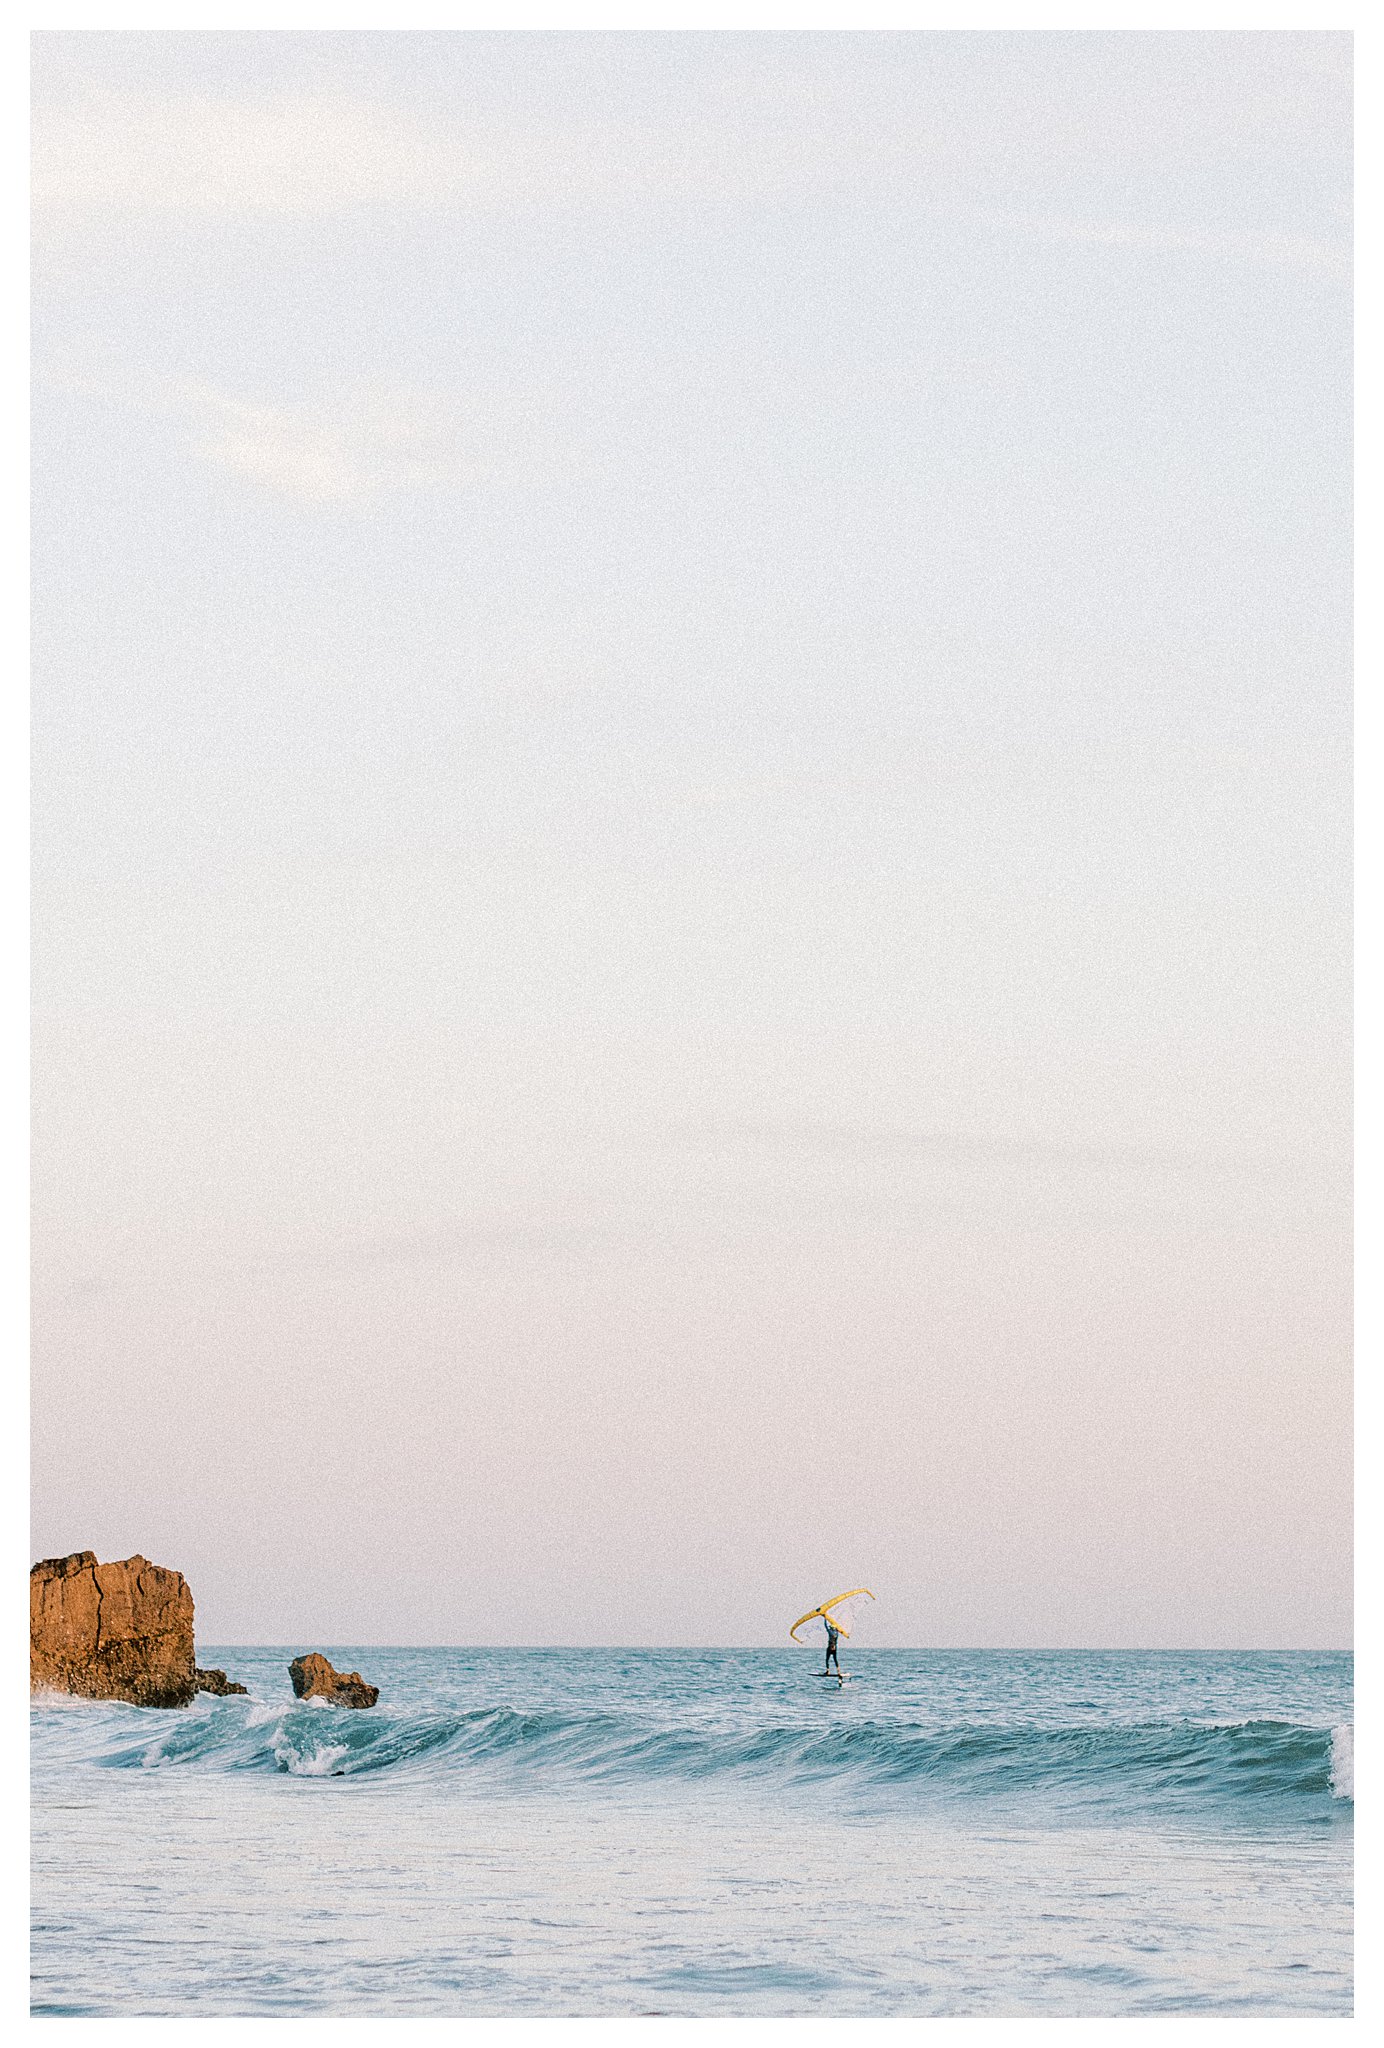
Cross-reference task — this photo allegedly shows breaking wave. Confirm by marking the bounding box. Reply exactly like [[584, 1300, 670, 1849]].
[[1330, 1723, 1353, 1800], [57, 1698, 1352, 1816]]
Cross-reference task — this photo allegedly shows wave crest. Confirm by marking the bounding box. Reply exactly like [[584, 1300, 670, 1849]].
[[74, 1699, 1350, 1814]]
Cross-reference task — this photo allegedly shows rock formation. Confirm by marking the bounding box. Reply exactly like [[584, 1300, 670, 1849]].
[[194, 1666, 249, 1696], [288, 1652, 379, 1709], [30, 1552, 197, 1707]]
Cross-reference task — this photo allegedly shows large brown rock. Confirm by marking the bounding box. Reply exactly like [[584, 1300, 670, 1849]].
[[289, 1652, 379, 1709], [30, 1552, 197, 1708]]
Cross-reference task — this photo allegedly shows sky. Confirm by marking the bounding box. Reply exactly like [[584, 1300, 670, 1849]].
[[31, 31, 1351, 1647]]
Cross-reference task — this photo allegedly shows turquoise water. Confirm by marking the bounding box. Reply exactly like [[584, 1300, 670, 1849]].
[[31, 1647, 1352, 2015]]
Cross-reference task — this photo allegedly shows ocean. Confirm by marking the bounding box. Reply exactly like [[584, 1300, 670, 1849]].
[[30, 1646, 1352, 2017]]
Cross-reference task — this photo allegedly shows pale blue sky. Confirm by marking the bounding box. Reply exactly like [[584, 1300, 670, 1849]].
[[32, 32, 1350, 1645]]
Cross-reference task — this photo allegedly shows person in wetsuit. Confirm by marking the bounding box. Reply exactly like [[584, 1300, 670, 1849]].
[[823, 1617, 842, 1675]]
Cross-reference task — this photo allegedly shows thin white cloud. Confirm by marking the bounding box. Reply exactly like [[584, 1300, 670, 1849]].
[[985, 209, 1348, 276], [29, 90, 737, 226], [659, 1121, 1337, 1178], [180, 384, 480, 505], [32, 81, 1351, 284], [33, 92, 535, 220], [40, 370, 533, 505]]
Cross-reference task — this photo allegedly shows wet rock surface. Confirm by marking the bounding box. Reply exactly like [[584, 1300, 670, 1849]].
[[288, 1652, 380, 1709], [31, 1552, 197, 1708], [194, 1666, 249, 1696]]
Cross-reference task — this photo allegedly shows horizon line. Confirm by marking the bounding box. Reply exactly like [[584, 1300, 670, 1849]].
[[193, 1642, 1356, 1655]]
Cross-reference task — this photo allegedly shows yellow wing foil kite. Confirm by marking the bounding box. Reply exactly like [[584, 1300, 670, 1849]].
[[789, 1587, 875, 1643]]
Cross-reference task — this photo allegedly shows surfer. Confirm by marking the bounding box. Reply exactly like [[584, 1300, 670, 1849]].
[[789, 1589, 873, 1678]]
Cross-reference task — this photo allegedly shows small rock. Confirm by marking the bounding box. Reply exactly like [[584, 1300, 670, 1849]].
[[288, 1651, 379, 1709], [194, 1666, 248, 1696]]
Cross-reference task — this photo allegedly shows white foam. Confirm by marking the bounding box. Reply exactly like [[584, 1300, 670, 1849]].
[[29, 1688, 120, 1711], [284, 1742, 349, 1777], [1330, 1724, 1353, 1800], [270, 1715, 351, 1776]]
